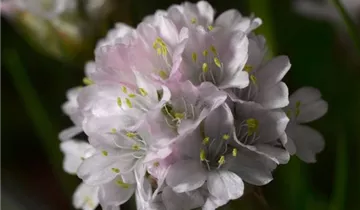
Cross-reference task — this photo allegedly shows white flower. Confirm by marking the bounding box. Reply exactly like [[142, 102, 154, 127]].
[[233, 101, 290, 164], [229, 35, 291, 109], [283, 87, 328, 163], [179, 26, 250, 90]]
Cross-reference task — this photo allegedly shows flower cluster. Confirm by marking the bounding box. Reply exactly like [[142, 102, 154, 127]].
[[59, 1, 328, 210]]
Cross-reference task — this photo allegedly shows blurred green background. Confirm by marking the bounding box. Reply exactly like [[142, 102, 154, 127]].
[[1, 0, 360, 209]]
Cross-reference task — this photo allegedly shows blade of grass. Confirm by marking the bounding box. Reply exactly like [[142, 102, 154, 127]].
[[331, 0, 360, 54], [3, 50, 75, 196], [329, 127, 348, 210]]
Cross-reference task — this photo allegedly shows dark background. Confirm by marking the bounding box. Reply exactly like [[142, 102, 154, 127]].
[[2, 0, 360, 209]]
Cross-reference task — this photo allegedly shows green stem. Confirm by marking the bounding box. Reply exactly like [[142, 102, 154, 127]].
[[4, 50, 74, 195], [332, 0, 360, 54]]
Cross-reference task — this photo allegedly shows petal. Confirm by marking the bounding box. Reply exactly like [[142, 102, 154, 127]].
[[256, 81, 289, 109], [287, 124, 325, 163], [99, 176, 135, 206], [256, 55, 291, 88], [162, 187, 205, 210], [166, 159, 206, 193], [296, 99, 328, 123], [59, 126, 83, 141], [219, 69, 249, 89], [289, 86, 322, 105], [77, 153, 135, 185], [73, 183, 99, 210], [207, 170, 244, 201], [60, 140, 94, 174], [203, 195, 228, 210], [229, 147, 277, 185], [282, 133, 297, 155], [255, 144, 290, 164]]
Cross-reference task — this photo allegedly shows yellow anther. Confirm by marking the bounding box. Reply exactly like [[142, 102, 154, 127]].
[[156, 48, 162, 55], [295, 101, 301, 108], [214, 57, 221, 68], [159, 70, 168, 80], [202, 50, 208, 57], [210, 45, 217, 55], [102, 150, 108, 156], [111, 128, 117, 134], [111, 168, 120, 173], [116, 179, 130, 189], [246, 118, 259, 136], [222, 134, 230, 140], [250, 75, 257, 85], [125, 98, 132, 108], [232, 148, 238, 157], [83, 77, 94, 85], [80, 157, 85, 160], [128, 93, 136, 98], [126, 132, 137, 138], [244, 65, 253, 73], [117, 97, 122, 107], [162, 47, 168, 56], [192, 52, 197, 62], [153, 161, 160, 167], [207, 25, 214, 31], [122, 86, 128, 94], [174, 112, 185, 119], [202, 63, 208, 72], [132, 144, 140, 151], [200, 149, 206, 161], [191, 17, 197, 24], [202, 137, 210, 145], [139, 88, 148, 96], [295, 101, 301, 117], [218, 155, 225, 165]]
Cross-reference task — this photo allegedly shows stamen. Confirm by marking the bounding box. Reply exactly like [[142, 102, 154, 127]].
[[125, 98, 132, 108], [210, 45, 217, 55], [117, 97, 122, 107], [139, 88, 148, 96], [122, 86, 128, 94], [174, 112, 185, 120], [111, 168, 120, 173], [202, 63, 208, 72], [250, 75, 257, 85], [246, 118, 259, 136], [102, 150, 108, 156], [286, 110, 292, 118], [244, 65, 253, 73], [111, 128, 117, 134], [84, 196, 95, 208], [192, 52, 197, 63], [132, 144, 140, 151], [159, 70, 168, 80], [203, 50, 208, 57], [207, 25, 214, 31], [218, 155, 225, 166], [214, 57, 221, 68], [116, 179, 130, 189], [191, 17, 196, 24], [222, 134, 230, 140], [202, 137, 210, 145], [128, 93, 136, 98], [153, 161, 160, 167], [126, 132, 137, 138], [83, 77, 94, 85], [232, 148, 238, 157], [200, 149, 206, 161]]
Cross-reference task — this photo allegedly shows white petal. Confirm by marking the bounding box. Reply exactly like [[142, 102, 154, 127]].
[[296, 99, 328, 123], [73, 183, 99, 210], [289, 86, 321, 105], [229, 147, 277, 186], [256, 55, 291, 88], [256, 82, 289, 109], [166, 160, 206, 193], [287, 124, 325, 163], [207, 170, 244, 201], [203, 195, 228, 210], [60, 140, 94, 174], [58, 126, 82, 141], [282, 133, 297, 155], [162, 187, 205, 210], [99, 177, 135, 206], [255, 144, 290, 164], [219, 69, 249, 89], [77, 153, 135, 185], [196, 1, 215, 25]]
